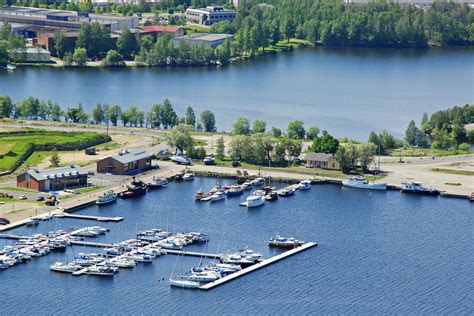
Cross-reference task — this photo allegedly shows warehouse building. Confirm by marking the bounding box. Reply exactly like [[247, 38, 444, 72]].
[[96, 149, 153, 175], [173, 33, 233, 48], [16, 165, 88, 192]]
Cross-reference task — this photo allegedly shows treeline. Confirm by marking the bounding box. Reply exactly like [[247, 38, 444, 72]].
[[233, 0, 473, 49], [0, 22, 26, 65], [0, 95, 218, 132], [404, 104, 474, 151]]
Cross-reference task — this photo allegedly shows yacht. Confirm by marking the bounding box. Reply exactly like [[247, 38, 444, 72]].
[[182, 173, 195, 181], [187, 271, 221, 282], [147, 176, 168, 188], [342, 176, 387, 190], [225, 186, 244, 197], [96, 190, 118, 205], [401, 182, 440, 195], [169, 277, 201, 289], [269, 235, 304, 248], [220, 253, 255, 267], [243, 193, 265, 208], [277, 188, 295, 197], [209, 191, 225, 202], [50, 262, 82, 273], [107, 258, 136, 268], [298, 180, 312, 190], [86, 265, 118, 276], [250, 177, 265, 186]]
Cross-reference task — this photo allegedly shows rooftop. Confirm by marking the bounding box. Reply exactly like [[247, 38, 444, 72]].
[[100, 149, 153, 164], [302, 153, 335, 162], [187, 6, 236, 13], [143, 25, 181, 33], [175, 32, 233, 42], [26, 165, 87, 181]]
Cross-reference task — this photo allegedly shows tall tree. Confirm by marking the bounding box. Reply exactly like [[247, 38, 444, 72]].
[[287, 120, 305, 139], [116, 28, 138, 59], [185, 106, 196, 127], [200, 110, 216, 132], [232, 117, 251, 135]]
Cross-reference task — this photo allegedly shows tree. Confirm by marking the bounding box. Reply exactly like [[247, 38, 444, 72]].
[[185, 106, 196, 127], [50, 153, 61, 167], [116, 28, 138, 59], [50, 103, 62, 121], [17, 96, 39, 119], [405, 120, 419, 146], [76, 22, 111, 59], [166, 124, 194, 154], [101, 49, 125, 67], [149, 103, 162, 128], [215, 38, 232, 65], [271, 126, 282, 138], [160, 99, 177, 129], [253, 133, 274, 166], [311, 131, 339, 154], [228, 135, 247, 161], [54, 31, 67, 58], [0, 40, 9, 66], [421, 112, 431, 135], [358, 142, 376, 172], [306, 126, 320, 140], [92, 103, 105, 124], [108, 105, 122, 126], [252, 119, 266, 134], [66, 104, 88, 123], [336, 143, 358, 173], [0, 95, 13, 118], [200, 110, 216, 132], [215, 136, 225, 159], [272, 140, 287, 166], [287, 120, 305, 139], [232, 117, 251, 135], [283, 138, 303, 165], [73, 47, 87, 66]]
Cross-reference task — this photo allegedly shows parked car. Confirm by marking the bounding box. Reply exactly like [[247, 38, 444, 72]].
[[18, 195, 27, 200], [232, 161, 241, 167], [203, 157, 215, 165], [64, 189, 75, 194], [36, 196, 45, 201], [0, 217, 10, 225], [88, 171, 95, 175]]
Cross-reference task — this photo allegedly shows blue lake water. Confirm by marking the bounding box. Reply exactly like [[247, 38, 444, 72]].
[[1, 177, 472, 314], [1, 47, 473, 139]]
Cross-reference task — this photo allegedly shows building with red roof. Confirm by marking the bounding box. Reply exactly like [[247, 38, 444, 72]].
[[142, 25, 185, 38]]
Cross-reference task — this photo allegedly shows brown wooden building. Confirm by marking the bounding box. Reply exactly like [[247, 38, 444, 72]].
[[17, 165, 88, 192], [96, 149, 153, 175]]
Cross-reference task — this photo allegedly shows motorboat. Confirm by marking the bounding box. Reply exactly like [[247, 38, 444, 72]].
[[342, 176, 387, 190], [250, 177, 265, 186], [182, 173, 195, 181], [240, 249, 262, 261], [243, 190, 266, 208], [195, 189, 210, 201], [50, 262, 81, 273], [401, 182, 440, 195], [187, 271, 221, 282], [269, 235, 304, 248], [264, 191, 278, 201], [209, 191, 225, 202], [107, 258, 136, 268], [298, 180, 312, 190], [220, 253, 255, 267], [206, 263, 242, 274], [171, 155, 191, 165], [148, 176, 168, 188], [169, 277, 200, 289], [86, 265, 118, 276], [225, 186, 244, 197], [96, 190, 118, 205], [26, 218, 39, 227], [277, 188, 295, 197]]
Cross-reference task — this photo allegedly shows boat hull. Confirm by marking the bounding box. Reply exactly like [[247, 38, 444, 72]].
[[342, 182, 387, 190], [401, 189, 440, 196]]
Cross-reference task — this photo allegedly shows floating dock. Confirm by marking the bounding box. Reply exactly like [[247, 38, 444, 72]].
[[60, 213, 124, 222], [200, 242, 317, 290]]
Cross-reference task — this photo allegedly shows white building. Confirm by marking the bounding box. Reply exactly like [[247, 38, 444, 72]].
[[12, 47, 51, 62], [186, 6, 236, 26]]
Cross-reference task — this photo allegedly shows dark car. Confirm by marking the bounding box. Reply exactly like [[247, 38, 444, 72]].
[[36, 196, 45, 201], [232, 161, 241, 167], [0, 217, 10, 225]]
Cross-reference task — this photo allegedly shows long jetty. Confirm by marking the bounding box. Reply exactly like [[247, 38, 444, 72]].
[[199, 242, 318, 290], [60, 213, 123, 222]]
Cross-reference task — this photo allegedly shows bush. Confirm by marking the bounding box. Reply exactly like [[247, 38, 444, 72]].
[[101, 49, 125, 67], [458, 143, 470, 151], [188, 146, 206, 160]]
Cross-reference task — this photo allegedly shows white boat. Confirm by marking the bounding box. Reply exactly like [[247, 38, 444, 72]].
[[50, 262, 81, 273], [243, 196, 265, 208], [268, 235, 304, 248], [209, 191, 225, 202], [182, 173, 195, 181], [96, 190, 118, 205], [148, 176, 168, 188], [250, 177, 265, 186], [277, 188, 295, 197], [342, 177, 387, 190], [187, 271, 220, 282], [107, 258, 136, 268], [170, 277, 201, 289], [401, 182, 440, 195], [86, 265, 117, 276], [298, 180, 312, 190], [6, 64, 16, 71], [171, 155, 191, 165]]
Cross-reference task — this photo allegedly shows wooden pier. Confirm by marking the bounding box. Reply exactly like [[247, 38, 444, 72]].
[[199, 242, 317, 290], [165, 249, 222, 259], [60, 213, 123, 222]]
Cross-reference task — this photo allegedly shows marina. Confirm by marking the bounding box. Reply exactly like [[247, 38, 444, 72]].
[[0, 176, 471, 314]]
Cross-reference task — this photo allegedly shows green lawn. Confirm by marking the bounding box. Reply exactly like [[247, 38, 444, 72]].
[[432, 168, 474, 176], [75, 185, 106, 194], [1, 186, 36, 192], [0, 129, 111, 172], [183, 25, 211, 33], [388, 147, 473, 158]]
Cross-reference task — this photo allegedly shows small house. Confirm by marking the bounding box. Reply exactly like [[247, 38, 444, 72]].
[[96, 149, 153, 175], [302, 153, 340, 170]]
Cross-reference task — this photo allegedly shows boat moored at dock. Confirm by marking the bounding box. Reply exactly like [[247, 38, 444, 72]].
[[401, 182, 440, 195], [342, 177, 387, 190], [147, 176, 168, 188], [268, 235, 304, 249], [96, 190, 118, 205]]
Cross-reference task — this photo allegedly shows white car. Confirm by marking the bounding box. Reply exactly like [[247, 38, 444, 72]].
[[18, 195, 27, 200], [64, 189, 75, 194]]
